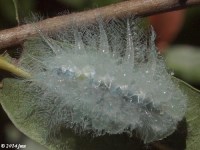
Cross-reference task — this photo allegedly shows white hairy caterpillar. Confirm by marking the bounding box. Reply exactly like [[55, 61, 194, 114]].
[[1, 16, 187, 147]]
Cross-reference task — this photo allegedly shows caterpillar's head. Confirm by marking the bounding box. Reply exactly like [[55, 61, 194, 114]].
[[0, 17, 187, 149]]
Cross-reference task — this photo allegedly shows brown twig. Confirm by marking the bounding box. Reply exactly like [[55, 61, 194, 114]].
[[0, 0, 200, 50]]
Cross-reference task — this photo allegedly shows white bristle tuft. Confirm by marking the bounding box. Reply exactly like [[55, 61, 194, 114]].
[[3, 17, 187, 144]]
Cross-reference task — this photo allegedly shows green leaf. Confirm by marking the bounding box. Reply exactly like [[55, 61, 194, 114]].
[[174, 78, 200, 150]]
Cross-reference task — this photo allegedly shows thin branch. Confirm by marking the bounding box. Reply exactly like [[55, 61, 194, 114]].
[[0, 0, 200, 49]]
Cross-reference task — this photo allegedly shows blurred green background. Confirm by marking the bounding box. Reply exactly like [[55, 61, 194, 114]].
[[0, 0, 200, 149]]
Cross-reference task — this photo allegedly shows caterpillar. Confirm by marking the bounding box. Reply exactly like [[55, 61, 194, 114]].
[[0, 16, 187, 149]]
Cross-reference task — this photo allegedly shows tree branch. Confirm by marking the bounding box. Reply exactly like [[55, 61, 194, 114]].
[[0, 0, 200, 49]]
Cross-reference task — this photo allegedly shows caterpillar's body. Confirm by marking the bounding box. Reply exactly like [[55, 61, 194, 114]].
[[1, 17, 187, 147]]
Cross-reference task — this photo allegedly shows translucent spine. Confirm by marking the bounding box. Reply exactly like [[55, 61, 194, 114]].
[[12, 17, 187, 144]]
